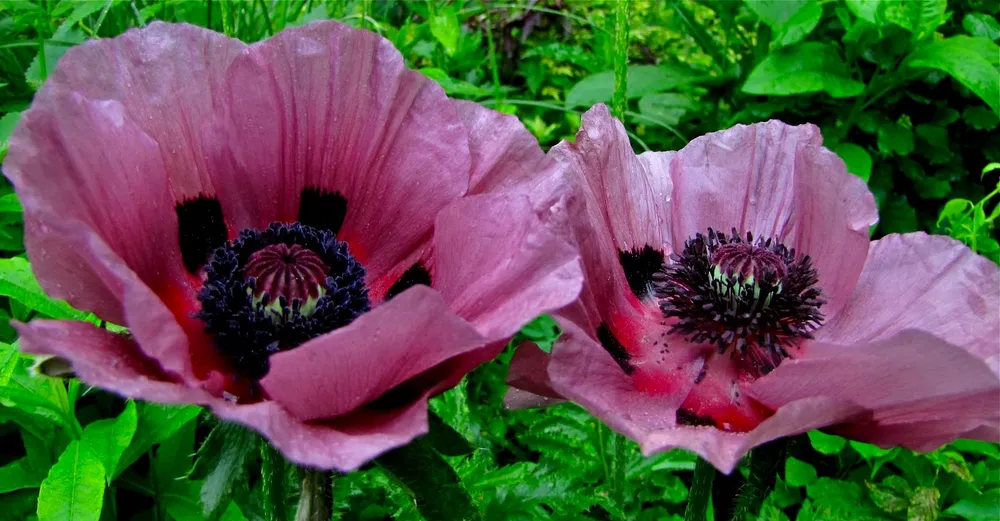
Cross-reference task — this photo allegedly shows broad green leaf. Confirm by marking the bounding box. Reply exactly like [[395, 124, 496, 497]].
[[80, 400, 137, 481], [0, 457, 46, 493], [0, 193, 23, 213], [772, 2, 823, 48], [119, 403, 200, 473], [189, 421, 256, 519], [904, 36, 1000, 116], [907, 487, 940, 521], [833, 143, 873, 182], [638, 92, 698, 126], [785, 457, 818, 487], [877, 120, 915, 156], [429, 15, 460, 56], [37, 440, 106, 521], [963, 106, 999, 130], [743, 42, 864, 98], [566, 64, 706, 108], [943, 493, 1000, 521], [846, 0, 883, 24], [949, 439, 1000, 459], [927, 451, 974, 483], [807, 430, 847, 455], [0, 340, 18, 387], [0, 257, 90, 320], [884, 0, 947, 40], [964, 13, 1000, 42], [866, 476, 909, 513], [744, 0, 809, 27]]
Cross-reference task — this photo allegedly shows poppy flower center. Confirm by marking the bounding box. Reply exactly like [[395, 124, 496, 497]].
[[197, 222, 370, 380], [654, 228, 824, 377]]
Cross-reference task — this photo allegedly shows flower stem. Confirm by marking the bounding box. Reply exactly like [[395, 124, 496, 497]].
[[611, 0, 630, 123], [684, 458, 715, 521], [261, 442, 287, 521], [295, 468, 332, 521], [731, 439, 788, 519]]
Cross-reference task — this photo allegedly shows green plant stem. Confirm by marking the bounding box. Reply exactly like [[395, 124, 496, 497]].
[[611, 0, 630, 122], [261, 442, 287, 521], [731, 440, 787, 519], [685, 458, 715, 521], [295, 468, 332, 521]]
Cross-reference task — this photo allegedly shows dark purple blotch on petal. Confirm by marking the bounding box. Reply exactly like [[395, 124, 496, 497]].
[[176, 196, 228, 273], [618, 245, 665, 299], [676, 408, 717, 427], [298, 187, 348, 236], [597, 323, 635, 375], [386, 263, 432, 300]]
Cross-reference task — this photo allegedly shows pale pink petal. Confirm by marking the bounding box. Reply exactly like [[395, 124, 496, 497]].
[[40, 21, 244, 201], [818, 233, 1000, 363], [260, 286, 486, 421], [456, 100, 546, 196], [208, 20, 470, 282], [750, 330, 1000, 450], [431, 193, 583, 343], [667, 121, 877, 315]]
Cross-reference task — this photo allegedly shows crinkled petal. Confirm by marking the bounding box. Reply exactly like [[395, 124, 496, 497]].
[[456, 100, 546, 195], [668, 121, 877, 315], [260, 286, 486, 421], [750, 330, 1000, 450], [207, 20, 470, 282], [818, 233, 1000, 364], [431, 193, 583, 343], [39, 22, 244, 200]]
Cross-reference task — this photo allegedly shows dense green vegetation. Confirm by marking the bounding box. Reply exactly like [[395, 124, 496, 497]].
[[0, 1, 997, 520]]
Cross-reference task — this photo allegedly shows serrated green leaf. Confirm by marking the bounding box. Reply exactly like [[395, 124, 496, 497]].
[[37, 440, 105, 521], [833, 143, 873, 182], [429, 14, 460, 56], [743, 42, 864, 98], [904, 36, 1000, 116], [908, 486, 940, 521], [0, 257, 90, 320], [26, 25, 87, 89], [190, 421, 256, 520], [964, 13, 1000, 42], [80, 400, 137, 481], [785, 457, 818, 487]]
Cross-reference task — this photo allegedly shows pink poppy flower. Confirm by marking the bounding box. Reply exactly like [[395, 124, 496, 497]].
[[507, 104, 1000, 473], [4, 21, 583, 471]]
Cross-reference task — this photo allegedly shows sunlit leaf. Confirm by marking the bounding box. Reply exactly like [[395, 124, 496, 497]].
[[37, 440, 105, 521], [743, 42, 864, 98]]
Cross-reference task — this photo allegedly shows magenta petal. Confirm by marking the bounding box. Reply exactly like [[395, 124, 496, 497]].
[[819, 233, 1000, 361], [750, 330, 1000, 450], [668, 121, 877, 314], [260, 286, 486, 421], [39, 22, 244, 200], [431, 193, 583, 343], [506, 342, 562, 400], [209, 20, 470, 281]]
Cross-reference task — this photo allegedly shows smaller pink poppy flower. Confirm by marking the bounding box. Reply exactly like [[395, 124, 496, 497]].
[[4, 21, 583, 472], [507, 104, 1000, 473]]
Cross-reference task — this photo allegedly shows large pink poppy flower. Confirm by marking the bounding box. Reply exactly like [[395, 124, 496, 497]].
[[3, 21, 583, 471], [507, 104, 1000, 473]]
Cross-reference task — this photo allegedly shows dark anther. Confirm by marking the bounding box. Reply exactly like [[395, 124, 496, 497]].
[[176, 196, 227, 273], [618, 245, 666, 299], [597, 323, 635, 375], [298, 187, 348, 236], [386, 263, 432, 300]]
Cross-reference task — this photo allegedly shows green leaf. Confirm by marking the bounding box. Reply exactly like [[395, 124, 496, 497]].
[[850, 440, 895, 459], [877, 120, 915, 156], [119, 403, 200, 473], [884, 0, 947, 40], [785, 457, 818, 487], [0, 457, 46, 493], [846, 0, 883, 25], [638, 92, 698, 126], [943, 493, 1000, 521], [833, 143, 873, 182], [744, 0, 809, 27], [866, 476, 910, 513], [964, 13, 1000, 42], [377, 436, 480, 521], [743, 42, 864, 98], [0, 340, 18, 387], [807, 430, 847, 455], [566, 64, 706, 108], [429, 15, 460, 56], [938, 199, 974, 227], [26, 25, 87, 89], [79, 400, 137, 481], [0, 111, 21, 159], [772, 2, 823, 48], [0, 193, 23, 214], [950, 439, 1000, 459], [420, 68, 492, 98], [0, 257, 90, 320], [927, 451, 974, 483], [907, 487, 940, 521], [61, 1, 108, 28], [427, 411, 474, 457], [37, 440, 106, 521], [963, 106, 999, 130], [189, 421, 257, 520], [904, 36, 1000, 116]]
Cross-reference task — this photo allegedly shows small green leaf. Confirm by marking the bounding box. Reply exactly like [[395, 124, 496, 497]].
[[884, 0, 947, 40], [420, 68, 492, 98], [190, 421, 256, 519], [964, 13, 1000, 41], [928, 451, 974, 483], [904, 36, 1000, 116], [807, 430, 847, 455], [79, 400, 137, 481], [907, 487, 940, 521], [429, 15, 460, 56], [785, 457, 818, 487], [877, 121, 915, 156], [743, 42, 864, 98], [37, 440, 106, 521], [772, 2, 823, 48], [850, 440, 895, 459], [744, 0, 809, 27], [866, 476, 910, 513], [0, 257, 90, 320], [846, 0, 883, 25], [938, 199, 974, 227], [833, 143, 873, 182]]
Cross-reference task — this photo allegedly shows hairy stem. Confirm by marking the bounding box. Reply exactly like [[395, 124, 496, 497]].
[[611, 0, 630, 122], [684, 458, 715, 521], [295, 468, 332, 521]]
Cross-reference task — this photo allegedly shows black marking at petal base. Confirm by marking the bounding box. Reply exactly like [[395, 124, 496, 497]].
[[597, 323, 635, 375], [176, 196, 228, 273], [386, 263, 432, 300], [676, 408, 717, 427], [619, 245, 666, 299], [298, 187, 348, 235]]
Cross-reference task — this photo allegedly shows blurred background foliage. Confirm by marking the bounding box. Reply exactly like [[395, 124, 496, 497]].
[[0, 1, 997, 521]]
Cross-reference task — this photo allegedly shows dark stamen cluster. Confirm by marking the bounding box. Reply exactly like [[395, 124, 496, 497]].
[[197, 222, 370, 380], [654, 228, 824, 377]]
